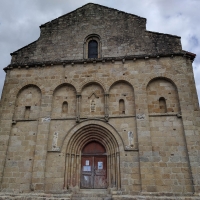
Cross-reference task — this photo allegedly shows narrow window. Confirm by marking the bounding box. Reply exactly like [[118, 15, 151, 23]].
[[119, 99, 125, 114], [62, 101, 68, 113], [159, 97, 167, 113], [24, 106, 31, 119], [88, 40, 98, 58]]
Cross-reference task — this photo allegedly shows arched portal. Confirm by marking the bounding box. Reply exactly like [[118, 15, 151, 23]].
[[81, 141, 107, 189], [64, 123, 121, 190]]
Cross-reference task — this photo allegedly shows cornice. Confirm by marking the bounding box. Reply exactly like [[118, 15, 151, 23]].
[[4, 52, 195, 72]]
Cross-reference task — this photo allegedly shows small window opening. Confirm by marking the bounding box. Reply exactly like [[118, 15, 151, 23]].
[[159, 97, 167, 113], [119, 99, 125, 114], [88, 40, 98, 58], [62, 101, 68, 113], [24, 106, 31, 119]]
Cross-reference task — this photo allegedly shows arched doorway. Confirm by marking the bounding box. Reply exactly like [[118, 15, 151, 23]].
[[81, 141, 107, 189], [64, 123, 121, 190]]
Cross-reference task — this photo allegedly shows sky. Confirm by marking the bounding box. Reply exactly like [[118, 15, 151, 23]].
[[0, 0, 199, 104]]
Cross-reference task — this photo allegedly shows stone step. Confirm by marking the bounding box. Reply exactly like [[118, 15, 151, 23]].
[[72, 197, 111, 200], [72, 189, 112, 200]]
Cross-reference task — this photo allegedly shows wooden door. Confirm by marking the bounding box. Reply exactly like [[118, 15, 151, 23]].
[[81, 156, 93, 188], [94, 156, 107, 188], [80, 141, 107, 189]]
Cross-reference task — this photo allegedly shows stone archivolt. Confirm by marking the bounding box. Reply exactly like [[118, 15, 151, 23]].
[[63, 122, 121, 190]]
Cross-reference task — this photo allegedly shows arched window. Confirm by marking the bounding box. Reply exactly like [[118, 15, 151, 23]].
[[84, 34, 101, 59], [159, 97, 167, 113], [62, 101, 68, 113], [119, 99, 125, 114], [88, 40, 98, 58]]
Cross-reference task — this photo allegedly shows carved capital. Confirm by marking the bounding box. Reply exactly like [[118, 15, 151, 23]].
[[76, 93, 81, 97]]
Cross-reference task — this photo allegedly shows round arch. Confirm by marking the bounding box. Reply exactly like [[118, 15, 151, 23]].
[[146, 76, 178, 91], [146, 76, 181, 114], [63, 120, 122, 190], [80, 79, 106, 93], [52, 82, 77, 95], [14, 84, 42, 120], [108, 79, 134, 92], [15, 83, 42, 98]]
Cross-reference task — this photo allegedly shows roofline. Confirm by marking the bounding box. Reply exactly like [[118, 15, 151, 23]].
[[40, 3, 146, 28], [4, 52, 195, 72], [10, 40, 38, 55], [146, 30, 181, 39]]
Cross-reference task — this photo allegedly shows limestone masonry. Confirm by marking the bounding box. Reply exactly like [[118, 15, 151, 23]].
[[0, 3, 199, 200]]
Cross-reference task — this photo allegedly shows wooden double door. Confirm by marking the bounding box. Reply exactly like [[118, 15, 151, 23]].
[[80, 142, 107, 189]]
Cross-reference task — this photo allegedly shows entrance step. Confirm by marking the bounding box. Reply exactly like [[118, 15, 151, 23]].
[[72, 189, 112, 200]]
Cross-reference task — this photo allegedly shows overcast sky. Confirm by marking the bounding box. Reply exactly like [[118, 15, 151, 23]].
[[0, 0, 199, 104]]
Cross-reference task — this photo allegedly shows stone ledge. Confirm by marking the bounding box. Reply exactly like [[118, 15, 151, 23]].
[[112, 195, 199, 200], [0, 192, 72, 200]]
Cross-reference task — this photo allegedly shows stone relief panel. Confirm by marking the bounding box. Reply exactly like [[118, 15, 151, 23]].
[[14, 85, 41, 120], [136, 114, 145, 120], [128, 131, 134, 146], [109, 81, 135, 116], [52, 132, 60, 151], [48, 120, 76, 151], [147, 78, 180, 114], [81, 83, 105, 117], [52, 84, 76, 118], [109, 117, 138, 150]]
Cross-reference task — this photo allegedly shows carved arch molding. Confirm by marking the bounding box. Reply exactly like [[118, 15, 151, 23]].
[[64, 123, 121, 190]]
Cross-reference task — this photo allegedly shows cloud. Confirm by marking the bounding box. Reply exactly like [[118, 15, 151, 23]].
[[0, 0, 199, 104]]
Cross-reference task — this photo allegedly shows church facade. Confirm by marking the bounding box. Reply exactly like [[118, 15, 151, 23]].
[[0, 3, 199, 199]]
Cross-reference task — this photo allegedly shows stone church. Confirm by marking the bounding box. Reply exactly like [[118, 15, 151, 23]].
[[0, 3, 199, 200]]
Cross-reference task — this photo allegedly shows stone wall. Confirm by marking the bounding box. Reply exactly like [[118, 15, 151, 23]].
[[10, 3, 182, 65], [0, 3, 199, 198], [0, 56, 199, 195], [2, 121, 38, 193]]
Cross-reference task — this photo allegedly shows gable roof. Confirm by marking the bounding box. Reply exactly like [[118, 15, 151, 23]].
[[7, 2, 195, 68], [40, 3, 146, 28]]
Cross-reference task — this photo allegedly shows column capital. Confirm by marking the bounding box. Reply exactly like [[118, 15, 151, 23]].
[[76, 93, 81, 97]]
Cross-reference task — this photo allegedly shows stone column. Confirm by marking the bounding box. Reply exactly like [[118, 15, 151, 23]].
[[104, 93, 109, 121], [76, 154, 80, 188], [70, 154, 75, 188], [116, 152, 120, 190], [67, 153, 71, 188], [76, 93, 81, 122], [107, 155, 111, 188], [64, 153, 70, 189], [112, 153, 116, 188]]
